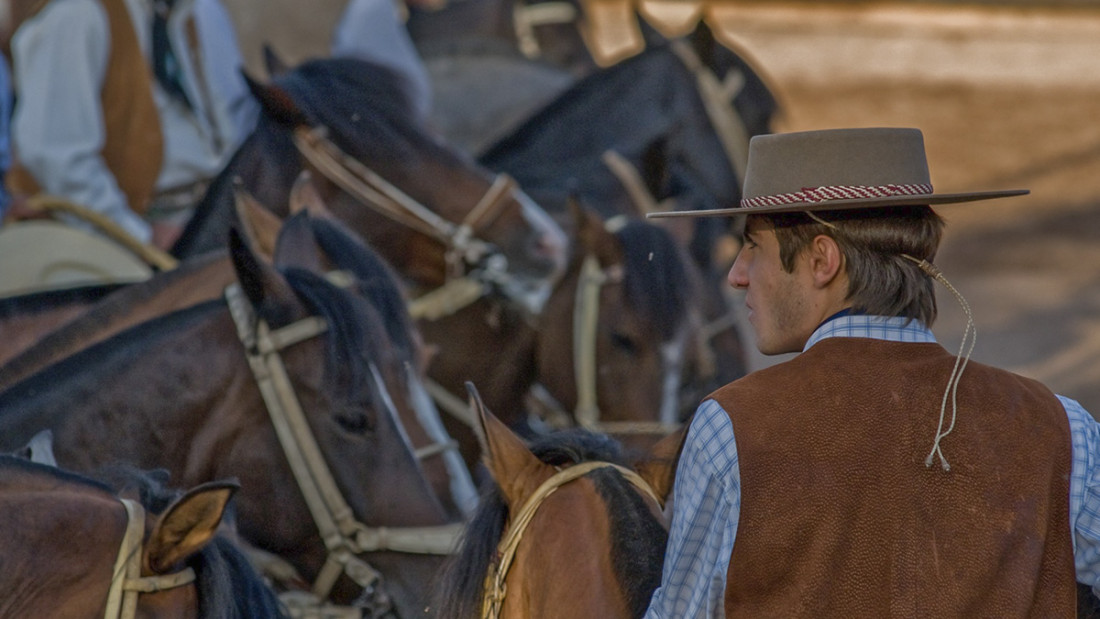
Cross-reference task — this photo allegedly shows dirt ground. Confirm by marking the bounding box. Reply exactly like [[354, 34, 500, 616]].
[[713, 3, 1100, 413]]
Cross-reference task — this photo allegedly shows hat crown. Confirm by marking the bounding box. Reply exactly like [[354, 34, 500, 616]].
[[742, 128, 932, 201]]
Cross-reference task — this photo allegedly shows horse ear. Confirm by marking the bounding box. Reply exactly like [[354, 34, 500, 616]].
[[145, 480, 239, 573], [229, 226, 300, 321], [262, 43, 290, 78], [242, 69, 310, 127], [273, 211, 326, 274], [289, 170, 336, 218], [571, 197, 622, 267], [633, 422, 688, 507], [465, 381, 545, 507], [232, 183, 284, 262]]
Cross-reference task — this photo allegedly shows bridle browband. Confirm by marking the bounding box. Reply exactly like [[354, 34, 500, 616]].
[[104, 499, 196, 619], [481, 461, 664, 619], [224, 282, 464, 616], [292, 126, 526, 320]]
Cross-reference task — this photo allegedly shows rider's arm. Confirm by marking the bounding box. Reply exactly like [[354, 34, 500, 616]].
[[1064, 395, 1100, 596], [646, 399, 739, 618], [10, 0, 152, 243]]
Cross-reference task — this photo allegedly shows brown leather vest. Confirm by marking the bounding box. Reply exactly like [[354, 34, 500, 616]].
[[711, 337, 1075, 618], [7, 0, 163, 215]]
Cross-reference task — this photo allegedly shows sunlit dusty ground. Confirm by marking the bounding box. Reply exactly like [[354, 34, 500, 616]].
[[713, 2, 1100, 413]]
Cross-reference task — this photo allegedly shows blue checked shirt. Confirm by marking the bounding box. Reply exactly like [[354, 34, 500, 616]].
[[645, 314, 1100, 618]]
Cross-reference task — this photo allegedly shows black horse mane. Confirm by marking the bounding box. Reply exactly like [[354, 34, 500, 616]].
[[0, 251, 227, 388], [174, 56, 481, 259], [273, 57, 470, 169], [432, 429, 665, 618], [615, 220, 698, 341], [0, 456, 285, 618], [0, 283, 126, 318], [0, 257, 398, 438], [307, 216, 417, 360]]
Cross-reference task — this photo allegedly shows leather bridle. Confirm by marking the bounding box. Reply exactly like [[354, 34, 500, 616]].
[[224, 282, 464, 616], [292, 126, 528, 321]]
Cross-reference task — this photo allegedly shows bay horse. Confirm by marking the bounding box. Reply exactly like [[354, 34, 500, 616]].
[[0, 455, 283, 618], [531, 206, 702, 453], [431, 384, 677, 618], [171, 56, 567, 316], [0, 199, 478, 520], [0, 222, 462, 617]]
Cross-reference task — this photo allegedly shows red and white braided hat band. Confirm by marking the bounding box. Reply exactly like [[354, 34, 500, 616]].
[[740, 183, 934, 209]]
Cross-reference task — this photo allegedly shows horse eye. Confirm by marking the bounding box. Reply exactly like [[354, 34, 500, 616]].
[[610, 331, 637, 355], [335, 412, 373, 435]]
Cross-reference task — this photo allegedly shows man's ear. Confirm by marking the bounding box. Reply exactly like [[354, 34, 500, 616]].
[[807, 234, 845, 288]]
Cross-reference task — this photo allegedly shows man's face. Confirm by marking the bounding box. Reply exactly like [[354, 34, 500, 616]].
[[728, 217, 816, 355]]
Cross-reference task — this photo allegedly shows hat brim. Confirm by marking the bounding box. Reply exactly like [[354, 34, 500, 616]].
[[645, 189, 1029, 219]]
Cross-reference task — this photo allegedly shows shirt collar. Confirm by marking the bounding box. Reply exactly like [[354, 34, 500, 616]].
[[803, 313, 937, 352]]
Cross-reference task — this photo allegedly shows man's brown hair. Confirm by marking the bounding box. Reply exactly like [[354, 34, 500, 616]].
[[762, 205, 945, 325]]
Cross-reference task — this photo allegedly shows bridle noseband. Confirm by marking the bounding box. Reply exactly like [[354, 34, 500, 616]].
[[292, 126, 528, 320], [104, 498, 196, 619]]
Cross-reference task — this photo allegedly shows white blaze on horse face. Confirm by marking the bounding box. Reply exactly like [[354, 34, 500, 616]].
[[404, 364, 480, 517], [659, 334, 688, 427]]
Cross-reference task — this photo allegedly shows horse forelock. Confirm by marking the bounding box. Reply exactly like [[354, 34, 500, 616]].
[[308, 217, 417, 360], [281, 267, 403, 429], [616, 221, 697, 341]]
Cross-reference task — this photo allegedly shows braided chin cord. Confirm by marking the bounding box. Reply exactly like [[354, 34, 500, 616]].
[[803, 211, 975, 472], [901, 254, 976, 472]]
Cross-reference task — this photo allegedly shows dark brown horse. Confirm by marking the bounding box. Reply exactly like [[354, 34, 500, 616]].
[[431, 385, 677, 618], [172, 56, 567, 316], [0, 455, 282, 618], [0, 201, 478, 522], [0, 222, 461, 616]]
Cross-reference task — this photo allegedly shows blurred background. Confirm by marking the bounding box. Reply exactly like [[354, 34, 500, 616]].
[[226, 0, 1100, 413]]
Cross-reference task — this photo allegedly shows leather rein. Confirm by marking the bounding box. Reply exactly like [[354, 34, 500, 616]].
[[292, 126, 523, 322], [104, 499, 196, 619], [224, 282, 463, 616], [481, 461, 664, 619]]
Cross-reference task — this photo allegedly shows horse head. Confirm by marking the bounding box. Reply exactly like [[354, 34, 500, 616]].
[[432, 383, 672, 618], [223, 216, 467, 614], [534, 200, 702, 452], [0, 456, 278, 618], [225, 58, 568, 315]]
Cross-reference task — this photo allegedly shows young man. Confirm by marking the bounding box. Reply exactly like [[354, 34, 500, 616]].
[[5, 0, 257, 249], [644, 127, 1100, 617]]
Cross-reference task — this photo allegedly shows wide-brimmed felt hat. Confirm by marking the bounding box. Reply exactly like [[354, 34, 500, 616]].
[[647, 127, 1028, 218]]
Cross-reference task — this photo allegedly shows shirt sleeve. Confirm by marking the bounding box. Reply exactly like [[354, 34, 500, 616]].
[[10, 0, 152, 243], [646, 399, 739, 618], [1064, 395, 1100, 595]]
